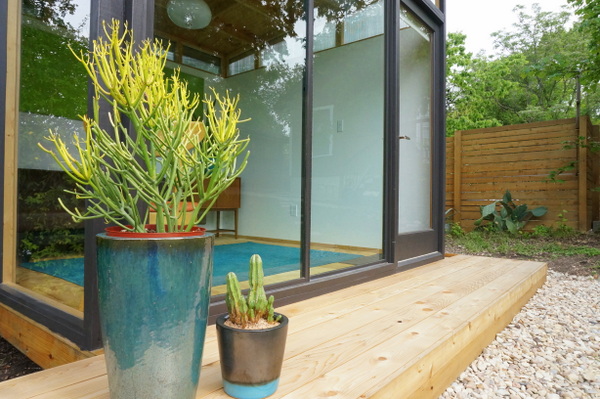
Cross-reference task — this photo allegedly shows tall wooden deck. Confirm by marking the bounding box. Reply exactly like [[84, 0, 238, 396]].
[[0, 255, 547, 399]]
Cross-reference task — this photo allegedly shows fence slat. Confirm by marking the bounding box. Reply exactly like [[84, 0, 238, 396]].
[[462, 130, 574, 149], [464, 149, 577, 165], [593, 125, 600, 223], [578, 116, 588, 231], [453, 131, 462, 225]]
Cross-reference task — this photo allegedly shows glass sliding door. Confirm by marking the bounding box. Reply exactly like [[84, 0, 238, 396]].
[[154, 0, 306, 293], [11, 0, 91, 313], [310, 0, 385, 275]]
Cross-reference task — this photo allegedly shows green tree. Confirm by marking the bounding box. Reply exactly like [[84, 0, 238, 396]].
[[447, 3, 600, 132], [567, 0, 600, 84], [445, 33, 523, 135], [491, 4, 591, 122]]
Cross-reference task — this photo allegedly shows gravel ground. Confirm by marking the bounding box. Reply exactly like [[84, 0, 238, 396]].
[[0, 337, 41, 381], [439, 270, 600, 399]]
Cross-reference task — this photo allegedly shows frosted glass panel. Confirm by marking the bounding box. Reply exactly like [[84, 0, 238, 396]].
[[228, 54, 254, 76], [314, 17, 336, 52], [398, 8, 432, 234], [343, 1, 384, 44]]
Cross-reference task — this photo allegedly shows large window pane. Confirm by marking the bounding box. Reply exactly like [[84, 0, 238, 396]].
[[310, 0, 385, 272], [154, 0, 305, 292], [15, 0, 90, 311]]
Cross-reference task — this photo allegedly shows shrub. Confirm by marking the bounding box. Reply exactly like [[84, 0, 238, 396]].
[[474, 190, 547, 234], [446, 222, 465, 237]]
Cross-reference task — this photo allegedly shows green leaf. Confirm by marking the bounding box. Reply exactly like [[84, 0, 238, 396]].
[[513, 204, 529, 221], [506, 219, 518, 235], [480, 203, 497, 218]]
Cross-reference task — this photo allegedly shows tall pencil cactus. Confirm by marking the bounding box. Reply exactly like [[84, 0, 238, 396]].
[[37, 19, 250, 233], [225, 254, 281, 328]]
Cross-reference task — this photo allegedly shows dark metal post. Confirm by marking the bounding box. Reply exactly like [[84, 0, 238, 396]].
[[300, 0, 314, 279], [384, 0, 400, 264]]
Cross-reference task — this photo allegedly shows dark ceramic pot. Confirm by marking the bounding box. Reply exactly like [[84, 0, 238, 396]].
[[96, 231, 214, 399], [216, 313, 288, 399]]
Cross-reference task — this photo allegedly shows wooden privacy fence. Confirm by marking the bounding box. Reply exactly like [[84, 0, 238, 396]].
[[446, 117, 600, 232]]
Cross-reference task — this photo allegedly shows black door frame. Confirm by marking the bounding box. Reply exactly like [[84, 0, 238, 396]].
[[392, 0, 445, 270]]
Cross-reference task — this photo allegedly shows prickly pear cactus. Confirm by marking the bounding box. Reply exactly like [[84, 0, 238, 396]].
[[224, 254, 281, 328]]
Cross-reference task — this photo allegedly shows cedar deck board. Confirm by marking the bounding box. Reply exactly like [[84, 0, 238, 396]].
[[0, 255, 547, 399]]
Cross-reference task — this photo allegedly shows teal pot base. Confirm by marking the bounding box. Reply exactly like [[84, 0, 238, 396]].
[[97, 232, 214, 399], [223, 379, 279, 399]]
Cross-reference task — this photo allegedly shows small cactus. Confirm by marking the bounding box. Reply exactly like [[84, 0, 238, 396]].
[[225, 272, 249, 327], [225, 254, 281, 328]]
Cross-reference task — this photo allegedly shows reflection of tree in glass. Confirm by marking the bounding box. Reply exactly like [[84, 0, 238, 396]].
[[17, 169, 84, 262], [315, 0, 380, 24], [20, 16, 88, 119], [256, 0, 380, 46], [22, 0, 77, 28], [250, 0, 381, 138], [261, 0, 305, 40], [254, 41, 304, 139]]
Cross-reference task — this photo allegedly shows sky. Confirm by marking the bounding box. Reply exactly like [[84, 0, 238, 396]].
[[445, 0, 574, 55]]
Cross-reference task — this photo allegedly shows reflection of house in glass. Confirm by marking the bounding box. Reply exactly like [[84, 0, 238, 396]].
[[0, 0, 446, 366]]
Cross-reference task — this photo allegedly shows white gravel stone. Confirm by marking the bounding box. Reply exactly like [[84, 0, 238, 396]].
[[439, 270, 600, 399]]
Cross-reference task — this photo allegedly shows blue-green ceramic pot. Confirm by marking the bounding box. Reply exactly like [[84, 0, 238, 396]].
[[96, 230, 214, 399], [216, 314, 288, 399]]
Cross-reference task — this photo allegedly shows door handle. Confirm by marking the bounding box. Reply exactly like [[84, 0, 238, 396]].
[[399, 135, 411, 140]]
